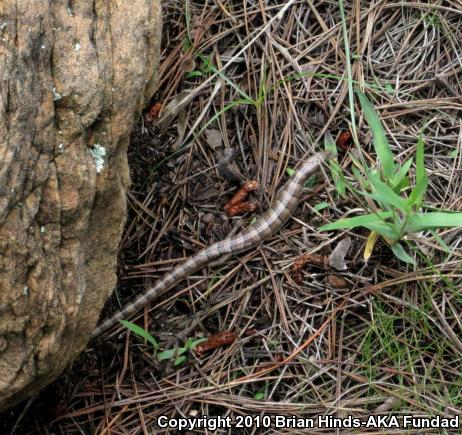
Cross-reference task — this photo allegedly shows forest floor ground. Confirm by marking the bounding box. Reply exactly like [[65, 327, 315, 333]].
[[3, 1, 462, 433]]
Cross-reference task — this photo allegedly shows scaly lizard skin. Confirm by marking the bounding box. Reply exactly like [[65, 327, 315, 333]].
[[91, 152, 327, 339]]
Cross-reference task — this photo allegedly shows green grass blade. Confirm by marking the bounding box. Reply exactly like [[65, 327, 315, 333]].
[[174, 356, 187, 366], [393, 177, 410, 194], [368, 171, 410, 212], [338, 0, 359, 146], [329, 160, 347, 197], [313, 201, 330, 213], [324, 132, 347, 197], [157, 349, 175, 361], [196, 53, 254, 103], [408, 177, 427, 208], [358, 190, 391, 212], [350, 153, 368, 173], [324, 131, 338, 159], [430, 229, 451, 254], [390, 243, 415, 265], [406, 212, 462, 233], [390, 157, 413, 192], [408, 134, 428, 207], [119, 320, 159, 350], [188, 337, 208, 350], [158, 347, 186, 361], [351, 166, 368, 190], [319, 212, 393, 231], [254, 392, 265, 400], [364, 222, 398, 241], [415, 133, 427, 182], [357, 90, 394, 178]]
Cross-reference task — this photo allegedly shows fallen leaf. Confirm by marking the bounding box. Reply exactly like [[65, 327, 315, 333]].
[[204, 129, 222, 150], [364, 231, 379, 262], [329, 237, 351, 270]]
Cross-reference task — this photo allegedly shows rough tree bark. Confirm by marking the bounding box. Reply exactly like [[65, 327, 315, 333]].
[[0, 0, 162, 411]]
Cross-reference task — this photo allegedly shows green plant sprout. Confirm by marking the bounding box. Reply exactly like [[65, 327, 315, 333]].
[[319, 90, 462, 265], [253, 391, 265, 400], [120, 320, 207, 366], [184, 52, 215, 79]]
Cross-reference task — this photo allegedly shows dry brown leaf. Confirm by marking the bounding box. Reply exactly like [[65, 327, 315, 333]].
[[329, 237, 351, 271], [204, 129, 223, 150]]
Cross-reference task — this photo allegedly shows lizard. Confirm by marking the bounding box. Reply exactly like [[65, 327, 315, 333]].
[[91, 152, 327, 339]]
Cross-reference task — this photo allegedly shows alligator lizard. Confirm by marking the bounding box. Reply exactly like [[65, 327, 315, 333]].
[[91, 152, 327, 339]]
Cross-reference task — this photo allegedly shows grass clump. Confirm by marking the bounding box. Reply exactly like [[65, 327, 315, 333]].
[[120, 320, 206, 366], [320, 90, 462, 265]]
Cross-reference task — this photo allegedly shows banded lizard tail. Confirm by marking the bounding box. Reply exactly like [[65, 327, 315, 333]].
[[91, 152, 327, 339]]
